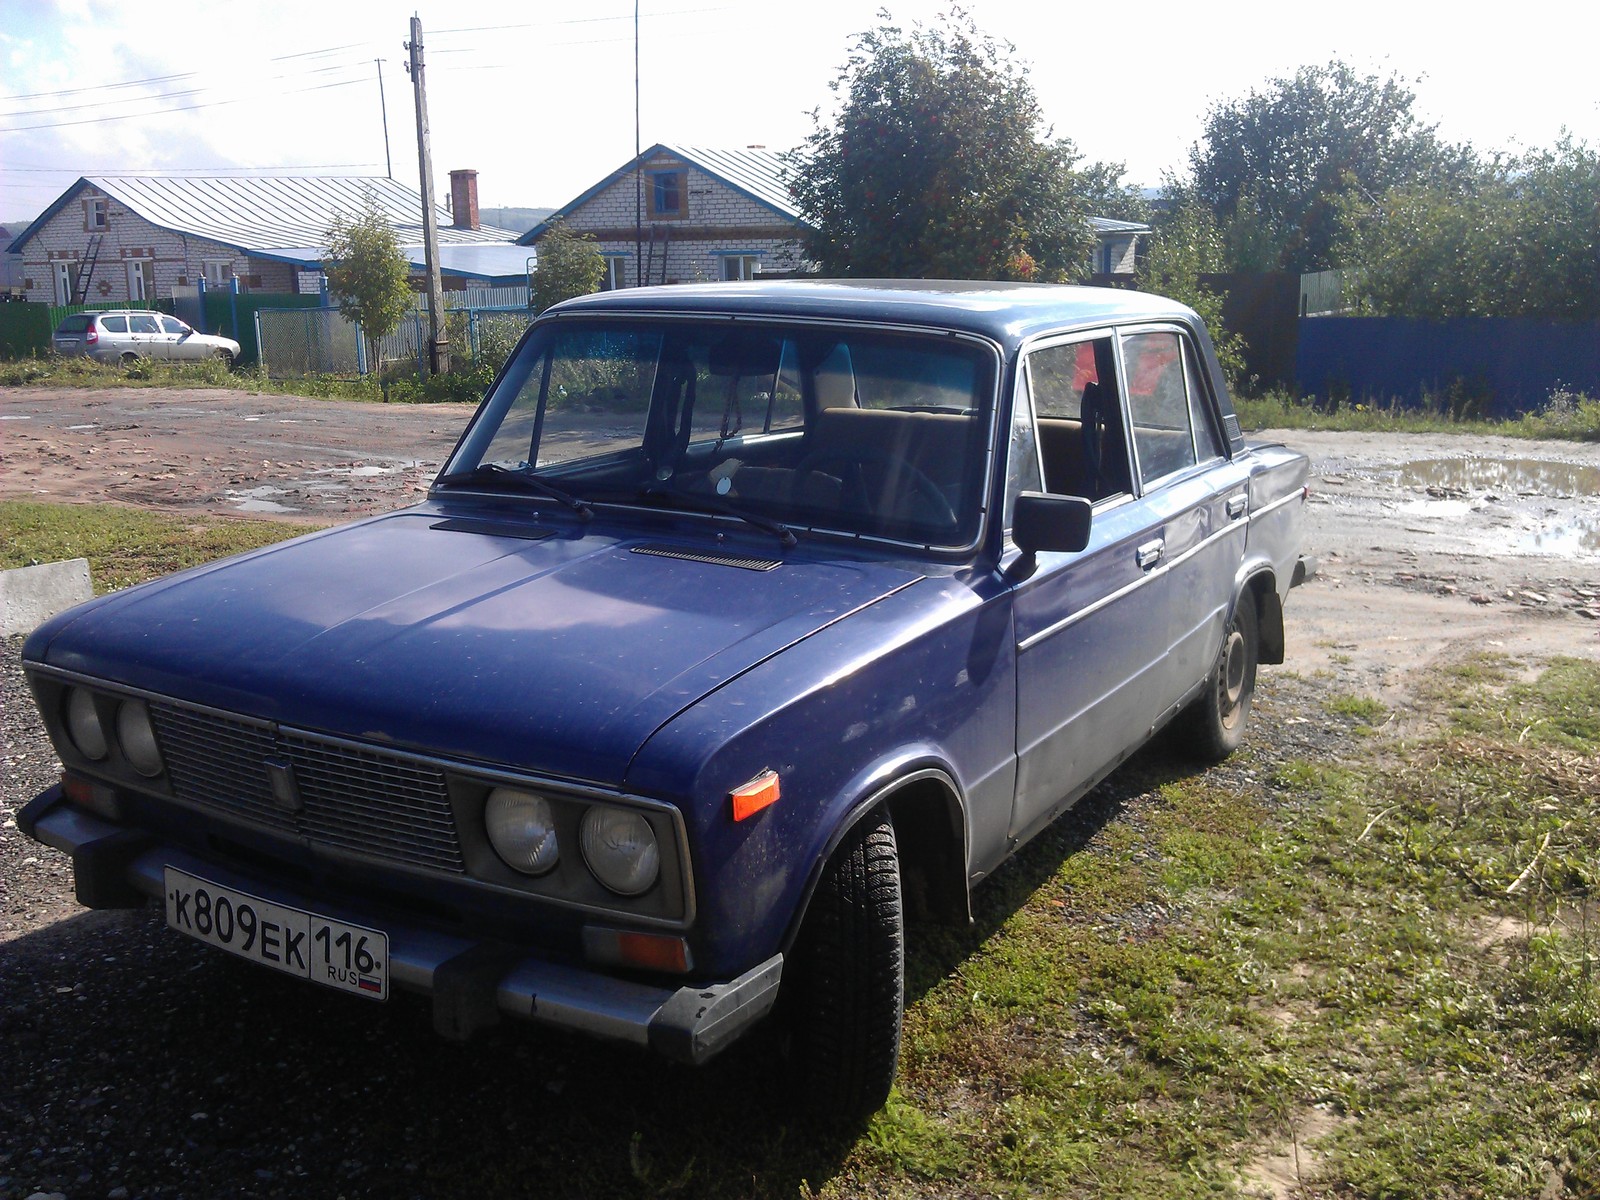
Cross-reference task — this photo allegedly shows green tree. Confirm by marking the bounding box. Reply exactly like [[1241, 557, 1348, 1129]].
[[1137, 198, 1247, 385], [1348, 137, 1600, 321], [530, 221, 604, 313], [324, 193, 414, 373], [787, 11, 1102, 281], [1189, 60, 1470, 271]]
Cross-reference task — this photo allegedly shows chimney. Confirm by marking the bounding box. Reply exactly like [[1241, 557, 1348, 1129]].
[[449, 169, 480, 231]]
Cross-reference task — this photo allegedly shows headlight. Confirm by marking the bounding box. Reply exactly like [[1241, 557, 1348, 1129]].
[[580, 806, 660, 896], [65, 688, 109, 760], [485, 787, 560, 876], [116, 700, 164, 777]]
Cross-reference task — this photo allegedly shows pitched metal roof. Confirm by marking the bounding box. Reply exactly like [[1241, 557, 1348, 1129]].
[[8, 174, 520, 258], [518, 143, 806, 245], [1090, 217, 1152, 235]]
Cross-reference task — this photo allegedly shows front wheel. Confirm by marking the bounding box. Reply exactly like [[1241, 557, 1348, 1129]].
[[785, 809, 904, 1122], [214, 348, 234, 369], [1177, 587, 1259, 762]]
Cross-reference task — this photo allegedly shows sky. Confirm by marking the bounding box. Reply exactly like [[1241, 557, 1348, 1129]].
[[3, 0, 1597, 225]]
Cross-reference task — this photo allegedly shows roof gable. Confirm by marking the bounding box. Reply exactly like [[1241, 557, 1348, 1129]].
[[518, 143, 807, 245]]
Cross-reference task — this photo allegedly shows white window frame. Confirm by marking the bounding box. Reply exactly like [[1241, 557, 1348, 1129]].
[[126, 259, 154, 301], [719, 254, 760, 282], [602, 257, 628, 291], [202, 259, 233, 288], [88, 198, 108, 230]]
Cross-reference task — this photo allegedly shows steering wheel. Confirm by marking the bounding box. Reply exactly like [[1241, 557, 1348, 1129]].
[[793, 449, 958, 529]]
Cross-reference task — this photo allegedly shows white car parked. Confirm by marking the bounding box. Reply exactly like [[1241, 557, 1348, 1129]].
[[52, 310, 240, 367]]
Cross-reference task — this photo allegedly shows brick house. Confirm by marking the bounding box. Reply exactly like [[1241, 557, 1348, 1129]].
[[519, 145, 809, 288], [522, 144, 1148, 286], [5, 172, 527, 305]]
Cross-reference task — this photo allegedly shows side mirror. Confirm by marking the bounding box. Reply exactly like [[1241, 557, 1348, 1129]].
[[1012, 491, 1092, 556]]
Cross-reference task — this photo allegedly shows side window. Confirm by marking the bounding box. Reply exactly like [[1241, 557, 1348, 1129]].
[[160, 316, 189, 335], [1025, 336, 1132, 501], [101, 315, 128, 333], [1122, 330, 1198, 487]]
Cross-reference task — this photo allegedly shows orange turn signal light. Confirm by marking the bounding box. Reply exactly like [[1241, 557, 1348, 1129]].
[[730, 769, 781, 821]]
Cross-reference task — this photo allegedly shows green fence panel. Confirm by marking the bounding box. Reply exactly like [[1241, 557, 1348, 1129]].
[[0, 299, 178, 359], [0, 304, 54, 359]]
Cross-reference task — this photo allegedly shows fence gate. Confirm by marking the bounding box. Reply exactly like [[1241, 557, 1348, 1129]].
[[257, 308, 361, 377], [171, 284, 204, 331]]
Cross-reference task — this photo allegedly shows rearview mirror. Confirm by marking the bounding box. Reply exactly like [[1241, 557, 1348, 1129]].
[[1012, 491, 1092, 556]]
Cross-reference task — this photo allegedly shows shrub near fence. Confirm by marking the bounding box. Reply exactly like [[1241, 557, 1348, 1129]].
[[1297, 317, 1600, 415]]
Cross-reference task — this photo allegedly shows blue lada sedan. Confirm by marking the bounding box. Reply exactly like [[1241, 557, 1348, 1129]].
[[19, 280, 1309, 1118]]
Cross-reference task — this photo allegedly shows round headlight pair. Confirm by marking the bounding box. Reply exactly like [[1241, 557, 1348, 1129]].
[[484, 789, 660, 896], [63, 690, 163, 778]]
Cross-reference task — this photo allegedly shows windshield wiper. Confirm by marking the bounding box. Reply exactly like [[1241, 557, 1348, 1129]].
[[639, 485, 798, 548], [435, 463, 593, 520]]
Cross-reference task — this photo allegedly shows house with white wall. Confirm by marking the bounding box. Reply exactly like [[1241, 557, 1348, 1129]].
[[519, 145, 808, 288], [5, 172, 529, 305]]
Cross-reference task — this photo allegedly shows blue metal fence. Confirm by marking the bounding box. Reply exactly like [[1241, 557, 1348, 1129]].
[[1296, 317, 1600, 415]]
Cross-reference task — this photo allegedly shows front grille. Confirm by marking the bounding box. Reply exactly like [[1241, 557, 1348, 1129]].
[[149, 702, 466, 874]]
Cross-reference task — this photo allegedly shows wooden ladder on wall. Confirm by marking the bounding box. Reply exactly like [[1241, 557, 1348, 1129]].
[[73, 234, 104, 303]]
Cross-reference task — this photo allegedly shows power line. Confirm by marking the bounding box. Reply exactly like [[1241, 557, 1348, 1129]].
[[0, 76, 371, 134]]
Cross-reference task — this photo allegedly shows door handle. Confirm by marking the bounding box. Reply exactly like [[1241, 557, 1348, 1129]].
[[1226, 494, 1248, 519], [1136, 538, 1165, 570]]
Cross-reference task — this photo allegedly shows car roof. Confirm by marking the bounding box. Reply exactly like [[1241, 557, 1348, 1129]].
[[547, 279, 1199, 347]]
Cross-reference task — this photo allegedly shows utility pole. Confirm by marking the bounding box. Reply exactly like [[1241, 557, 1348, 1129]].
[[375, 59, 392, 178], [405, 15, 449, 374]]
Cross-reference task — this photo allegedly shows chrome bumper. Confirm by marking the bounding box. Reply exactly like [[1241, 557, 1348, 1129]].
[[19, 786, 782, 1065]]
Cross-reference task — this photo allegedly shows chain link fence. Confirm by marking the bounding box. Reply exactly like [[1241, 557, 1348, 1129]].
[[256, 305, 538, 379]]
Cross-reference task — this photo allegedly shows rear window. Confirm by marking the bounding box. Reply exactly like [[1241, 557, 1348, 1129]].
[[55, 315, 91, 334], [101, 315, 128, 333]]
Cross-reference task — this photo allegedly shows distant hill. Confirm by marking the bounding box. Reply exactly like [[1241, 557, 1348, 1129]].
[[478, 206, 556, 236]]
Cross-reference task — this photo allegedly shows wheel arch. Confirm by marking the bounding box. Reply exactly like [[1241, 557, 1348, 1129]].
[[1240, 566, 1284, 665], [781, 764, 971, 956]]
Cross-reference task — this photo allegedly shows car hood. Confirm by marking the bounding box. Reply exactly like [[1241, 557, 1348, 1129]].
[[34, 510, 925, 785]]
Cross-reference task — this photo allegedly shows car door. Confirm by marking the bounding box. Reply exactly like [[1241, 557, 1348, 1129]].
[[1120, 327, 1249, 700], [1008, 332, 1177, 845], [160, 315, 200, 360], [126, 312, 166, 358]]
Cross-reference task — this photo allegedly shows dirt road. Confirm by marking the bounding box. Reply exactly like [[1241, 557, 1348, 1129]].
[[3, 384, 1599, 709]]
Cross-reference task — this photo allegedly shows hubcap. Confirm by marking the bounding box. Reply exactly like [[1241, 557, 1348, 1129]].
[[1220, 628, 1246, 719]]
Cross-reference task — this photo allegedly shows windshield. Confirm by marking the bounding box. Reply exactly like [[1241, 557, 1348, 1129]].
[[442, 318, 998, 547]]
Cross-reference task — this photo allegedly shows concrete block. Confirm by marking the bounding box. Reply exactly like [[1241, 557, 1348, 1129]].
[[0, 558, 94, 636]]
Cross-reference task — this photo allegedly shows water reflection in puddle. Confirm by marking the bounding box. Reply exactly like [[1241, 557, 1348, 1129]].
[[1399, 457, 1600, 496], [1396, 457, 1600, 555]]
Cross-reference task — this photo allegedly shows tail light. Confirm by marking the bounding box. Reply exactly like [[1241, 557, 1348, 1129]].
[[86, 325, 99, 344]]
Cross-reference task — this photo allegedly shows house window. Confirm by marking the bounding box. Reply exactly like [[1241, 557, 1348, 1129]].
[[87, 199, 108, 231], [126, 259, 155, 301], [53, 261, 80, 305], [719, 255, 760, 281], [650, 171, 685, 217], [602, 257, 628, 290], [202, 260, 233, 288]]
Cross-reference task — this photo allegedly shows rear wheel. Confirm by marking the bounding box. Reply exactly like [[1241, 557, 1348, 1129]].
[[785, 809, 903, 1122], [1178, 587, 1259, 762], [119, 352, 139, 366]]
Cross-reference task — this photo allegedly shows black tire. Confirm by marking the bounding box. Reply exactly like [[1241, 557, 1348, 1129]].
[[120, 352, 139, 365], [1178, 587, 1259, 763], [786, 809, 904, 1122], [214, 348, 234, 369]]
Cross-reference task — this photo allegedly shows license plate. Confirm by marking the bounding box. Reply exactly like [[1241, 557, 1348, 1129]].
[[164, 868, 389, 1001]]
